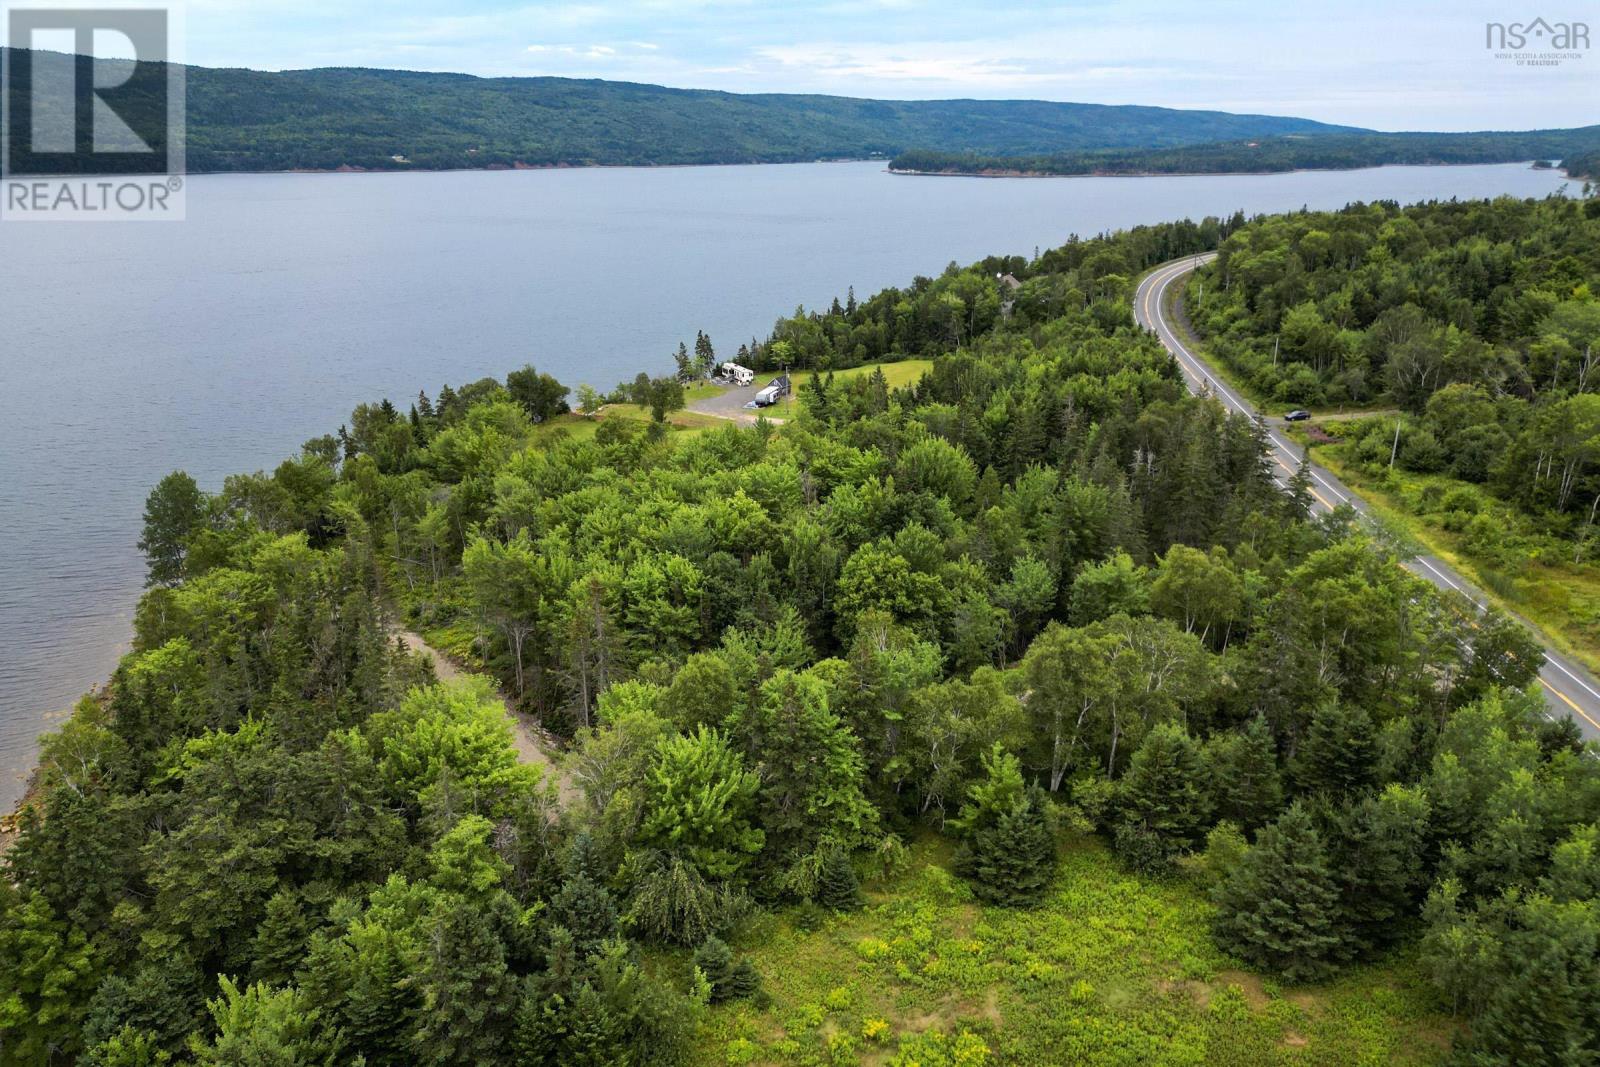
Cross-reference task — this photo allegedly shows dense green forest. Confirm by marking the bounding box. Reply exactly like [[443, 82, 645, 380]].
[[889, 129, 1600, 179], [2, 48, 1364, 173], [1185, 195, 1600, 669], [4, 208, 1599, 1065]]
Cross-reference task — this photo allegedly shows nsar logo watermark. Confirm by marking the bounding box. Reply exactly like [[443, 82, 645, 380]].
[[2, 4, 185, 221], [1485, 16, 1589, 67]]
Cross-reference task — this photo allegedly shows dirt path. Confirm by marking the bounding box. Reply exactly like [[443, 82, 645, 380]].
[[394, 630, 579, 807]]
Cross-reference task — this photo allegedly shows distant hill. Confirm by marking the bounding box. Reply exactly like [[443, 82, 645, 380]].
[[890, 129, 1600, 179], [1, 49, 1364, 173]]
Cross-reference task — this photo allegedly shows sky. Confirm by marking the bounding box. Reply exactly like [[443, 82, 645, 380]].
[[170, 0, 1595, 129]]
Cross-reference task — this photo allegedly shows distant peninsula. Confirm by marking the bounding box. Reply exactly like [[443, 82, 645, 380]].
[[888, 131, 1600, 181]]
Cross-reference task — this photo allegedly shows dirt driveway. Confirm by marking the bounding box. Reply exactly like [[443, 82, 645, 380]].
[[688, 382, 786, 425]]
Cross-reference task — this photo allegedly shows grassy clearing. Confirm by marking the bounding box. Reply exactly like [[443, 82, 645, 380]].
[[692, 837, 1451, 1067], [686, 381, 727, 403], [1300, 437, 1600, 677], [788, 359, 936, 393], [755, 359, 936, 420], [529, 404, 726, 445]]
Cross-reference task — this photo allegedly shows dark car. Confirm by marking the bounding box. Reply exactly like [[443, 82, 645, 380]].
[[1284, 409, 1311, 422]]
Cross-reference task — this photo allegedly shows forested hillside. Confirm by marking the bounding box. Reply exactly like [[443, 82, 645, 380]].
[[889, 128, 1600, 178], [1187, 195, 1600, 669], [4, 209, 1598, 1065], [3, 48, 1357, 173]]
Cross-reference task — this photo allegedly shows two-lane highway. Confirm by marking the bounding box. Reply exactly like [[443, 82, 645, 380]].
[[1135, 254, 1600, 741]]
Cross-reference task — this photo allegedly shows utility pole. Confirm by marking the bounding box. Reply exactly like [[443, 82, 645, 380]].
[[1389, 421, 1402, 469], [1273, 335, 1280, 366]]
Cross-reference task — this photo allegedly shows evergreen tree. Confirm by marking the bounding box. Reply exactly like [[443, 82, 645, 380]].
[[692, 936, 735, 1001], [726, 957, 763, 1002], [0, 887, 101, 1064], [1292, 701, 1376, 797], [968, 795, 1057, 906], [189, 978, 338, 1066], [1325, 785, 1430, 959], [1203, 715, 1283, 831], [815, 846, 861, 912], [412, 901, 518, 1066], [1212, 803, 1342, 982], [732, 670, 878, 860], [248, 891, 309, 987], [550, 872, 620, 960], [950, 745, 1056, 906], [693, 330, 716, 377], [1116, 722, 1213, 857], [1285, 447, 1315, 519]]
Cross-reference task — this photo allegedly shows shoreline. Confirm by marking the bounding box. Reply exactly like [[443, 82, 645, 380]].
[[888, 159, 1587, 180], [177, 155, 890, 178]]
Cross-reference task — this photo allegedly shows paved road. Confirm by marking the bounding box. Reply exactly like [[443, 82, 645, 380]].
[[1136, 254, 1600, 741]]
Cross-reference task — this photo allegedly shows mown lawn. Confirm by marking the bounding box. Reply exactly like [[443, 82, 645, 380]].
[[691, 837, 1452, 1067]]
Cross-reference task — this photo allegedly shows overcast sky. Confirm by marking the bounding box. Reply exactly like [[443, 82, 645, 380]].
[[171, 0, 1595, 129]]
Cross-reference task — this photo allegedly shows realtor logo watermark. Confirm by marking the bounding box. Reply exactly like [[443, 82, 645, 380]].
[[1, 4, 185, 220], [1485, 17, 1589, 66]]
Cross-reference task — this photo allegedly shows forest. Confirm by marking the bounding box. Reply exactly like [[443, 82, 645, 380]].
[[2, 48, 1353, 174], [1186, 194, 1600, 671], [889, 129, 1600, 179], [3, 208, 1599, 1065]]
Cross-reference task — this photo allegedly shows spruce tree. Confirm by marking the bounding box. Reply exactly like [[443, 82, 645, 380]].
[[550, 873, 619, 960], [412, 902, 518, 1066], [1325, 785, 1429, 959], [726, 957, 763, 1002], [1285, 448, 1315, 519], [950, 746, 1056, 906], [1292, 701, 1376, 797], [815, 847, 861, 912], [249, 891, 309, 987], [1203, 715, 1283, 831], [691, 936, 735, 1002], [967, 794, 1057, 906], [1212, 803, 1342, 982], [1117, 722, 1213, 856]]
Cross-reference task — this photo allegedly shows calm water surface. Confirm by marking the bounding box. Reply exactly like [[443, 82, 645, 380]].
[[0, 160, 1572, 809]]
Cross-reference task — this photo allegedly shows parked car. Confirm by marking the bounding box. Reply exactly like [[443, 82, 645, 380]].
[[1284, 409, 1311, 422]]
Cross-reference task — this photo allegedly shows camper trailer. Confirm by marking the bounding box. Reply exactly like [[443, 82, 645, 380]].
[[753, 374, 791, 407], [720, 363, 755, 387]]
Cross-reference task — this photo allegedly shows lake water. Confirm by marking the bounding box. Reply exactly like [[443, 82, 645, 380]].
[[0, 160, 1573, 810]]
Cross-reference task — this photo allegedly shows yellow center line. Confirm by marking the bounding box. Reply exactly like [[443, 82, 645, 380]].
[[1541, 677, 1600, 731]]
